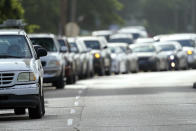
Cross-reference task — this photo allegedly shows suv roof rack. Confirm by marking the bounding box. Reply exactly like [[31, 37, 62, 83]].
[[0, 19, 27, 29]]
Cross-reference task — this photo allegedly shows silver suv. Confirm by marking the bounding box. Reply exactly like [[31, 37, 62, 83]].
[[29, 34, 66, 89], [0, 29, 47, 119]]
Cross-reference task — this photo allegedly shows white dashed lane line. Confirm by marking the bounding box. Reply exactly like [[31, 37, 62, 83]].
[[67, 119, 73, 126]]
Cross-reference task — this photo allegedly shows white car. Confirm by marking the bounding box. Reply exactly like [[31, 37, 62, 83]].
[[109, 34, 134, 45], [29, 34, 66, 89], [0, 29, 47, 119], [135, 38, 155, 44], [118, 28, 148, 40], [78, 36, 112, 76], [154, 41, 188, 70], [159, 34, 196, 68], [108, 43, 139, 73]]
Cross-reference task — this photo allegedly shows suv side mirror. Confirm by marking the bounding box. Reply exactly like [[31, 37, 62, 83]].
[[34, 45, 47, 58]]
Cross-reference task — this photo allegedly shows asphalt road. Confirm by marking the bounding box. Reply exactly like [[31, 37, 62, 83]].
[[1, 70, 196, 131]]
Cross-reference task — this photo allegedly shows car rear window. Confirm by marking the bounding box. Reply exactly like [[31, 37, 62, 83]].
[[30, 38, 57, 52], [84, 40, 101, 50]]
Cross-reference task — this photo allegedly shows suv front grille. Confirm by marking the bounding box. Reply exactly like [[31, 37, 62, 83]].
[[0, 73, 14, 87]]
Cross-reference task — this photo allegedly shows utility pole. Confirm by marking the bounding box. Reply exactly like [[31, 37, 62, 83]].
[[59, 0, 68, 35], [191, 0, 196, 32], [71, 0, 77, 22]]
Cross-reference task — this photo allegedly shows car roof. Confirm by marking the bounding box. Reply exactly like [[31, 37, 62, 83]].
[[130, 43, 154, 49], [154, 41, 180, 46], [78, 36, 103, 41], [110, 34, 133, 39], [92, 30, 113, 36], [28, 33, 56, 38], [108, 42, 128, 47], [67, 37, 77, 42], [159, 34, 196, 41], [0, 29, 26, 35], [135, 38, 155, 43]]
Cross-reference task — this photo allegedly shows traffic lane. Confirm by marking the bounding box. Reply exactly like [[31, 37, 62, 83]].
[[76, 70, 196, 131], [0, 85, 87, 131]]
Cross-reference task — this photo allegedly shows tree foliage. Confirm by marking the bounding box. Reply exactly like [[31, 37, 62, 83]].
[[21, 0, 123, 34], [119, 0, 195, 35], [0, 0, 24, 23], [76, 0, 124, 30]]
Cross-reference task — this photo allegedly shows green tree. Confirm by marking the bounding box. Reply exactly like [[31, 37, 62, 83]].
[[21, 0, 60, 34], [0, 0, 24, 23], [21, 0, 124, 34], [76, 0, 124, 30]]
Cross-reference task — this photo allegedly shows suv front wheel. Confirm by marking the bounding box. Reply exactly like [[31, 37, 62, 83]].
[[28, 84, 45, 119]]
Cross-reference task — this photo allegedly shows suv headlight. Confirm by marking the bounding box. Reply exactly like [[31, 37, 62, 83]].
[[17, 72, 36, 82], [48, 60, 60, 67]]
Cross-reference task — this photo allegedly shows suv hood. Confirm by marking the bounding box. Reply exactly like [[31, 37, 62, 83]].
[[0, 59, 32, 71]]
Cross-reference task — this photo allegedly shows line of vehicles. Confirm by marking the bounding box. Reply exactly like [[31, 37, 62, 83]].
[[1, 19, 196, 119]]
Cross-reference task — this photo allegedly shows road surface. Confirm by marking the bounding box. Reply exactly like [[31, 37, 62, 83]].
[[1, 70, 196, 131]]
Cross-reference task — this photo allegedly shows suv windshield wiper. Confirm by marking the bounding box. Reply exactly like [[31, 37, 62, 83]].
[[0, 55, 24, 58]]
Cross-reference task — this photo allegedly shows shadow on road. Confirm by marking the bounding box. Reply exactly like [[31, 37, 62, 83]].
[[44, 85, 195, 98], [0, 113, 29, 121]]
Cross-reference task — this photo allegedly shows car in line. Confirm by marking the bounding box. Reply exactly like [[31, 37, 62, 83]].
[[107, 44, 129, 74], [77, 38, 94, 77], [67, 37, 89, 79], [130, 44, 168, 71], [109, 34, 134, 45], [159, 34, 196, 68], [29, 34, 66, 89], [107, 43, 139, 74], [134, 38, 155, 44], [57, 36, 77, 84], [92, 30, 113, 42], [79, 36, 112, 76], [0, 29, 47, 119], [118, 27, 148, 40], [154, 41, 188, 70]]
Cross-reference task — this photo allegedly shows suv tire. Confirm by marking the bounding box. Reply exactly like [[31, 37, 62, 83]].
[[28, 99, 42, 119]]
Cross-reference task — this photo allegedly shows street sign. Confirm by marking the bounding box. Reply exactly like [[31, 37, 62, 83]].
[[65, 22, 80, 37]]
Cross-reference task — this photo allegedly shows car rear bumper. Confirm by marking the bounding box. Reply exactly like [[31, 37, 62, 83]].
[[0, 95, 40, 109]]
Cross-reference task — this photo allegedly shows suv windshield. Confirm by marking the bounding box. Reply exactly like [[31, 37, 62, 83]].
[[84, 40, 101, 50], [0, 35, 32, 58], [159, 44, 176, 52], [132, 45, 156, 53], [30, 38, 57, 52]]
